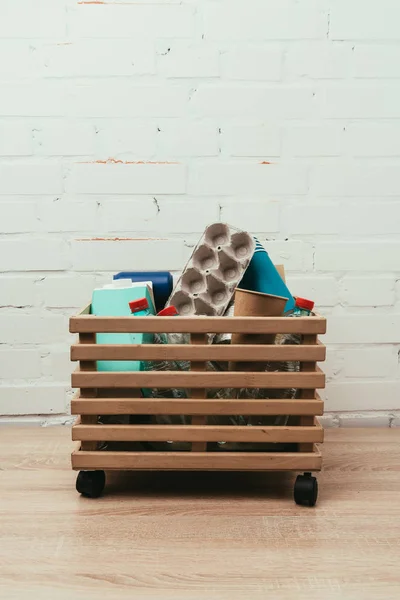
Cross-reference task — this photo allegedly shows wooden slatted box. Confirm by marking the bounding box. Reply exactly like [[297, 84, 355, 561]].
[[70, 306, 326, 472]]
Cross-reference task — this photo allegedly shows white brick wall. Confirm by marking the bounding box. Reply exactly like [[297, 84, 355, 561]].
[[0, 0, 399, 424], [157, 41, 219, 79], [222, 124, 281, 158], [220, 45, 282, 81], [67, 163, 186, 194]]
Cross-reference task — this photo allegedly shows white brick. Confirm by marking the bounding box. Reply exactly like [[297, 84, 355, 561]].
[[0, 83, 64, 117], [99, 197, 157, 231], [283, 125, 343, 157], [354, 44, 400, 78], [346, 124, 400, 157], [189, 164, 308, 196], [316, 242, 400, 272], [67, 85, 187, 118], [285, 43, 350, 79], [155, 199, 220, 234], [0, 164, 63, 195], [342, 203, 400, 235], [204, 1, 327, 41], [0, 277, 36, 307], [37, 199, 99, 233], [157, 42, 219, 78], [342, 277, 395, 307], [0, 201, 38, 233], [71, 239, 187, 271], [221, 125, 281, 157], [0, 0, 66, 38], [0, 350, 41, 379], [342, 347, 396, 378], [330, 1, 400, 41], [0, 122, 32, 156], [285, 276, 338, 307], [0, 41, 34, 79], [318, 414, 338, 428], [325, 382, 400, 412], [263, 241, 314, 272], [95, 122, 156, 158], [68, 4, 194, 39], [0, 314, 66, 344], [324, 347, 343, 379], [190, 86, 315, 118], [323, 315, 400, 344], [42, 351, 72, 383], [33, 122, 95, 157], [311, 166, 400, 196], [324, 85, 400, 118], [281, 204, 339, 234], [100, 197, 219, 234], [157, 121, 219, 158], [0, 416, 73, 426], [67, 163, 186, 195], [220, 45, 282, 81], [220, 201, 280, 233], [339, 414, 391, 428], [0, 239, 69, 271], [37, 275, 97, 308], [37, 40, 155, 77], [0, 386, 68, 416]]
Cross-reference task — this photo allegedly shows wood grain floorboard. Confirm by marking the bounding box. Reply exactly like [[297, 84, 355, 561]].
[[0, 427, 399, 600]]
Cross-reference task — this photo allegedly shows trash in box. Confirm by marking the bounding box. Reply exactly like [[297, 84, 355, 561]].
[[85, 222, 318, 450]]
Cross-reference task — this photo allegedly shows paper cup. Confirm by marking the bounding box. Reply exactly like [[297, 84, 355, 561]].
[[234, 288, 287, 319]]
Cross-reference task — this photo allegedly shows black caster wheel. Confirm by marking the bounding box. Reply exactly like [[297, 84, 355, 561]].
[[294, 472, 318, 507], [76, 470, 106, 498]]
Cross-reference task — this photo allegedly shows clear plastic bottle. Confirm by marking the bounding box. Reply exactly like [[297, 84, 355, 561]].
[[144, 305, 189, 449], [279, 296, 315, 405], [283, 296, 315, 346], [286, 296, 315, 317], [143, 305, 189, 399]]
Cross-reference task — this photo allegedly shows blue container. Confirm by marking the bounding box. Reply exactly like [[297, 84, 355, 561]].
[[238, 239, 295, 313], [114, 271, 173, 313]]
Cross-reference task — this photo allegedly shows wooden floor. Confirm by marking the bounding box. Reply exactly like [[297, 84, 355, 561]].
[[1, 428, 400, 600]]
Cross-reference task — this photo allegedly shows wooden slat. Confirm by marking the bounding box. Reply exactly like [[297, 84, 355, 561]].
[[72, 368, 326, 389], [299, 334, 318, 453], [190, 333, 207, 451], [71, 449, 322, 471], [72, 424, 324, 443], [78, 332, 98, 452], [71, 342, 326, 362], [71, 396, 325, 416], [70, 315, 327, 335]]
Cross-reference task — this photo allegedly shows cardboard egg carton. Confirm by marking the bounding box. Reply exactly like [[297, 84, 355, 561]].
[[167, 223, 255, 316]]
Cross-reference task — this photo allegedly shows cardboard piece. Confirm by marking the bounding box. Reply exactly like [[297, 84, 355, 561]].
[[168, 223, 255, 316], [275, 264, 286, 283]]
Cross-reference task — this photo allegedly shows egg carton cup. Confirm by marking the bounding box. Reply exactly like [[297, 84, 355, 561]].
[[168, 223, 256, 316]]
